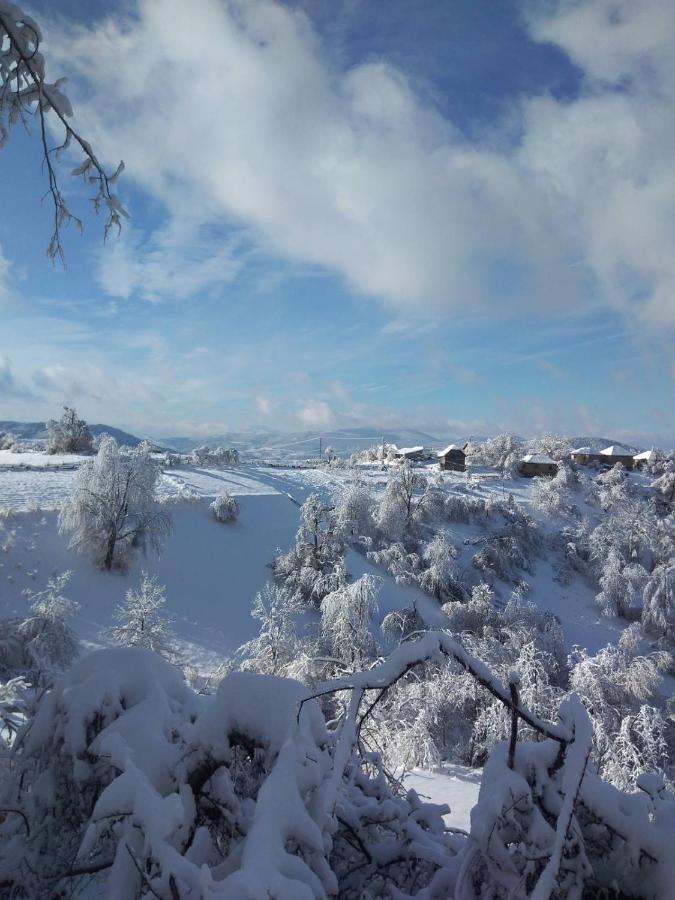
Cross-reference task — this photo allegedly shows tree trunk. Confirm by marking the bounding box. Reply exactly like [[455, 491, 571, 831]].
[[104, 530, 116, 570]]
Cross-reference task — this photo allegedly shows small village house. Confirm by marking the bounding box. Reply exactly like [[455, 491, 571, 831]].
[[437, 443, 467, 472], [395, 446, 426, 462], [599, 445, 634, 469], [633, 448, 659, 468], [519, 453, 558, 477], [569, 446, 600, 466]]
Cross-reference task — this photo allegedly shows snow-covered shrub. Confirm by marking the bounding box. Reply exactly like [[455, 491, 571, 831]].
[[0, 572, 79, 687], [210, 491, 239, 523], [367, 541, 423, 585], [320, 573, 381, 671], [59, 436, 172, 570], [462, 696, 675, 899], [469, 432, 523, 473], [332, 477, 374, 542], [238, 582, 301, 676], [642, 562, 675, 640], [652, 468, 675, 506], [531, 461, 578, 516], [190, 445, 239, 467], [569, 627, 672, 788], [46, 406, 93, 454], [444, 491, 490, 523], [275, 492, 345, 606], [111, 573, 176, 660], [526, 432, 572, 461], [0, 431, 17, 450], [0, 646, 464, 898], [375, 462, 432, 539], [418, 531, 464, 602]]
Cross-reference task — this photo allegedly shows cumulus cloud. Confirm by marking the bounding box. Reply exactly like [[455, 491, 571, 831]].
[[44, 0, 675, 328]]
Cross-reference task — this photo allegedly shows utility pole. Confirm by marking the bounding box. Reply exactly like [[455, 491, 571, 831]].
[[319, 436, 322, 461]]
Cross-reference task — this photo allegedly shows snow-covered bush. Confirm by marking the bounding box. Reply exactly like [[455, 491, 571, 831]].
[[469, 432, 524, 473], [1, 631, 674, 897], [569, 627, 672, 788], [0, 431, 16, 450], [238, 582, 301, 676], [320, 573, 381, 671], [210, 491, 239, 523], [531, 461, 578, 516], [46, 406, 93, 454], [59, 436, 172, 570], [275, 492, 345, 606], [0, 646, 464, 898], [332, 477, 374, 541], [642, 562, 675, 640], [526, 432, 572, 461], [375, 462, 432, 539], [190, 445, 239, 467], [111, 573, 176, 660], [418, 531, 464, 602], [0, 572, 79, 686]]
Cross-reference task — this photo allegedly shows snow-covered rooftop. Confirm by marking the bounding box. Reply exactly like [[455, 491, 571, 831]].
[[633, 448, 657, 461], [521, 453, 557, 464], [437, 444, 463, 457], [396, 446, 424, 455], [600, 445, 633, 456], [570, 446, 596, 455]]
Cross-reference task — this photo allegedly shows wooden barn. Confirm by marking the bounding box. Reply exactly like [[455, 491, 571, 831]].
[[599, 445, 634, 470], [437, 443, 467, 471], [519, 453, 558, 477]]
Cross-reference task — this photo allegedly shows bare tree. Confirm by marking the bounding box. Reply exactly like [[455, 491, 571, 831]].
[[0, 1, 126, 262]]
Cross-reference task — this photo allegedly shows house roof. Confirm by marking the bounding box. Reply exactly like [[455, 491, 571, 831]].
[[437, 443, 464, 457], [521, 453, 557, 464], [634, 448, 657, 461], [600, 445, 633, 456], [396, 446, 424, 456], [570, 446, 596, 455]]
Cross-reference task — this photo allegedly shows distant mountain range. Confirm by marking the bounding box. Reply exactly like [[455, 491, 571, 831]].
[[1, 421, 651, 457], [0, 421, 146, 448], [159, 427, 452, 458]]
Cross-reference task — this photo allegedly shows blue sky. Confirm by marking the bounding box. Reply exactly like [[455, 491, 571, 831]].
[[0, 0, 673, 444]]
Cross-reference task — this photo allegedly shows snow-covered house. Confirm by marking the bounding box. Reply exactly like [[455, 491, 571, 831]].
[[395, 446, 426, 462], [518, 453, 558, 477], [599, 445, 634, 469], [437, 443, 467, 472], [633, 448, 658, 468], [569, 446, 599, 466]]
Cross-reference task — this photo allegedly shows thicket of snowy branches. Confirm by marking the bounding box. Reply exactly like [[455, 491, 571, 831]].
[[1, 634, 673, 898], [46, 405, 93, 454], [190, 446, 240, 468], [58, 436, 172, 571]]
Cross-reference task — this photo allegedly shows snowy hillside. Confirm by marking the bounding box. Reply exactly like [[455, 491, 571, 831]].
[[0, 445, 673, 897]]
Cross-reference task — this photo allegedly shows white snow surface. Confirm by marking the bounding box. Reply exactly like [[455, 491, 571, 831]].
[[403, 765, 482, 832]]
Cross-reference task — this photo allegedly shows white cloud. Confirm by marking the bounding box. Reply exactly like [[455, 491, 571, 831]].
[[298, 399, 335, 427], [42, 0, 675, 330]]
